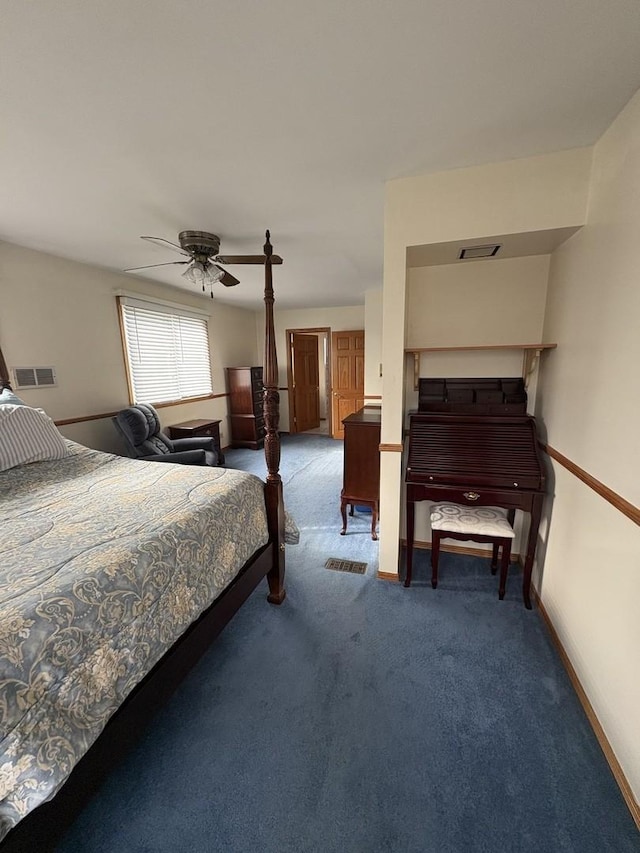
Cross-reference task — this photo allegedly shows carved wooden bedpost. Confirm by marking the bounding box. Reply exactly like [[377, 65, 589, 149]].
[[263, 230, 286, 604], [0, 344, 11, 389]]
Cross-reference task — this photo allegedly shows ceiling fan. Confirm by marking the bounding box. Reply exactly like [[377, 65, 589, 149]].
[[124, 231, 283, 296]]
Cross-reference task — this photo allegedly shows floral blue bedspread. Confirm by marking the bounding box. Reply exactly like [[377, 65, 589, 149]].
[[0, 442, 270, 839]]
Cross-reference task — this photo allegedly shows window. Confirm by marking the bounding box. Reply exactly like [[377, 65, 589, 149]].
[[118, 296, 213, 404]]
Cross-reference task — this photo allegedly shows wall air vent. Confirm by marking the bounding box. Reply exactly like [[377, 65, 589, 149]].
[[458, 244, 501, 260], [13, 366, 57, 389]]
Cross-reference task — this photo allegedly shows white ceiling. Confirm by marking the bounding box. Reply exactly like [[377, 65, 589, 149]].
[[2, 0, 640, 309]]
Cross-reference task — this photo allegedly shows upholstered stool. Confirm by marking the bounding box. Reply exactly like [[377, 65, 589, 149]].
[[429, 503, 515, 599]]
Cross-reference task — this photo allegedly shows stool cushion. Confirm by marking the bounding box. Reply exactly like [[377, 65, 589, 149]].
[[430, 503, 515, 538]]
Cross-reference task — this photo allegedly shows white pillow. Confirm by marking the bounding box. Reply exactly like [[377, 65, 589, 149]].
[[0, 388, 28, 406], [0, 404, 68, 471]]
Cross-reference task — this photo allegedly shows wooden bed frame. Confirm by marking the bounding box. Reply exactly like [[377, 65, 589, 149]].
[[0, 232, 286, 851]]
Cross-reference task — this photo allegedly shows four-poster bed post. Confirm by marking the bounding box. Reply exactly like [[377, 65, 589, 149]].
[[262, 229, 286, 604], [0, 345, 10, 389]]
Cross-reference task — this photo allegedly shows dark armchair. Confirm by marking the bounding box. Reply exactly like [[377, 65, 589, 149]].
[[113, 404, 223, 467]]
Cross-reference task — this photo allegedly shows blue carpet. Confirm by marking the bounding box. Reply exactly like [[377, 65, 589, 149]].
[[55, 435, 638, 852]]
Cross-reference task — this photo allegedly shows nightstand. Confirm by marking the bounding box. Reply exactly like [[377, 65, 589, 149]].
[[168, 419, 225, 464]]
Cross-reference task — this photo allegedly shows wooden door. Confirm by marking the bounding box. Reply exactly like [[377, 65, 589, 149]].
[[331, 330, 365, 439], [292, 333, 320, 432]]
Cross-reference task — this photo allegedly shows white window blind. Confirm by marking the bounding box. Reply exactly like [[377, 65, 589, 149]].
[[119, 296, 213, 404]]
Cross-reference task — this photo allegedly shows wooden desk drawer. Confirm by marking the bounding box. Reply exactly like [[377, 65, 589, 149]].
[[169, 420, 221, 443], [406, 483, 532, 511]]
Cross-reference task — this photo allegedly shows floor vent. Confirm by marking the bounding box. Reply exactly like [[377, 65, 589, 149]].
[[325, 558, 367, 575]]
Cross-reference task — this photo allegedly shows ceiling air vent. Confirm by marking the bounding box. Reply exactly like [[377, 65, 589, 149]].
[[13, 366, 57, 389], [458, 244, 501, 260]]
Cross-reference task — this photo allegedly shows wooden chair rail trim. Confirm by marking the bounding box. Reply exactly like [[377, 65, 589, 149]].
[[543, 445, 640, 527], [54, 393, 229, 426], [365, 394, 382, 399], [379, 443, 403, 452], [534, 589, 640, 830]]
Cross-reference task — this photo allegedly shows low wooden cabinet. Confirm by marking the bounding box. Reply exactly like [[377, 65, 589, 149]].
[[168, 419, 225, 465], [226, 366, 265, 449], [340, 406, 381, 540]]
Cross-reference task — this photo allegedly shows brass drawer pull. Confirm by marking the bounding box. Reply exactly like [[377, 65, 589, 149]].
[[463, 491, 480, 501]]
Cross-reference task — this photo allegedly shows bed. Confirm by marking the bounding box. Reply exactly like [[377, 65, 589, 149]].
[[0, 232, 289, 850]]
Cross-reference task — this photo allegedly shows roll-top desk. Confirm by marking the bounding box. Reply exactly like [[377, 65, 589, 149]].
[[405, 409, 546, 608]]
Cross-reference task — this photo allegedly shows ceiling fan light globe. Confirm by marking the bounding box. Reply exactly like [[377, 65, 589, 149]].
[[183, 261, 206, 287], [205, 265, 225, 285], [182, 265, 195, 283]]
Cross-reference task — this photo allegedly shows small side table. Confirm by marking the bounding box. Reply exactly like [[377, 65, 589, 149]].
[[168, 419, 225, 465]]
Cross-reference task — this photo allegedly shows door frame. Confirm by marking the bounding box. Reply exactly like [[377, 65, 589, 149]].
[[286, 327, 331, 434]]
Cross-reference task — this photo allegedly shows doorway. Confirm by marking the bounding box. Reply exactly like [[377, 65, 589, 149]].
[[287, 328, 331, 435]]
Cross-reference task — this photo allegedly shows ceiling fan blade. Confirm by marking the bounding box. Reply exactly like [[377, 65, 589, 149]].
[[140, 236, 191, 257], [215, 266, 240, 287], [215, 254, 283, 265], [123, 261, 190, 272]]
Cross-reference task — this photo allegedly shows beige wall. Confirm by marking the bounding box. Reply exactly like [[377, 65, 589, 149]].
[[406, 254, 550, 349], [405, 253, 551, 414], [364, 289, 383, 400], [536, 90, 640, 799], [0, 241, 258, 451], [380, 148, 592, 576], [256, 304, 365, 431]]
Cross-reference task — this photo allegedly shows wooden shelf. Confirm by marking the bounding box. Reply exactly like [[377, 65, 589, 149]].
[[405, 343, 557, 390], [405, 343, 557, 354]]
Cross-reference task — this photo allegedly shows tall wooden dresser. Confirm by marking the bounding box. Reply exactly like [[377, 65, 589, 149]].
[[340, 406, 381, 540], [226, 366, 265, 449]]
